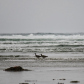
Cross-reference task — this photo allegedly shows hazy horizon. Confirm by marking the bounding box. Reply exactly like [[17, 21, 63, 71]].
[[0, 31, 84, 34]]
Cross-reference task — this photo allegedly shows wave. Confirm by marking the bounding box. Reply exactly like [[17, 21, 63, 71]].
[[0, 33, 84, 40], [0, 45, 84, 53], [0, 33, 84, 53]]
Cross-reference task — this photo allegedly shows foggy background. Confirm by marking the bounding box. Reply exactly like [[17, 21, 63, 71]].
[[0, 0, 84, 33]]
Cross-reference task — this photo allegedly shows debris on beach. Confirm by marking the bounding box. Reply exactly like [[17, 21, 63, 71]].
[[59, 78, 66, 80], [53, 79, 55, 80], [70, 81, 80, 83], [58, 82, 64, 84], [19, 83, 29, 84], [4, 66, 31, 71]]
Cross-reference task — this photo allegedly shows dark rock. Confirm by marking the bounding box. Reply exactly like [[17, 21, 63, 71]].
[[70, 81, 79, 83], [4, 66, 31, 71]]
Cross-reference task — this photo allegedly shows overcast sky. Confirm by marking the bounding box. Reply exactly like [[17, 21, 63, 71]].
[[0, 0, 84, 33]]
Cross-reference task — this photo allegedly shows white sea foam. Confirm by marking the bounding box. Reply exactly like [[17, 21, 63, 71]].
[[0, 34, 84, 39], [0, 33, 84, 53]]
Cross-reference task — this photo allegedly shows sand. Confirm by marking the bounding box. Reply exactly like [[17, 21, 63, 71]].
[[0, 67, 84, 84], [0, 55, 84, 84]]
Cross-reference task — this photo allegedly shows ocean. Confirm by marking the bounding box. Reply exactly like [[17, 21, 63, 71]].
[[0, 33, 84, 54], [0, 33, 84, 84]]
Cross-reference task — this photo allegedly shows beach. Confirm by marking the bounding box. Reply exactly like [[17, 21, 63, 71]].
[[1, 0, 84, 83], [0, 33, 84, 84], [0, 53, 84, 84], [0, 66, 84, 84]]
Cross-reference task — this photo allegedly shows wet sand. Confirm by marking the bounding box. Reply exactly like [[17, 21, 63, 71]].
[[0, 55, 84, 84], [0, 67, 84, 84]]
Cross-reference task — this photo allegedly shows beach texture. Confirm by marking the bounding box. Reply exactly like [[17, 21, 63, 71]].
[[0, 55, 84, 84], [0, 33, 84, 84]]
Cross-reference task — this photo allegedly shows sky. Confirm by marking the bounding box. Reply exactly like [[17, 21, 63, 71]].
[[0, 0, 84, 33]]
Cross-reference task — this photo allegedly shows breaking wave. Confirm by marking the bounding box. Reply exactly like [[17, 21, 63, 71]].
[[0, 33, 84, 53]]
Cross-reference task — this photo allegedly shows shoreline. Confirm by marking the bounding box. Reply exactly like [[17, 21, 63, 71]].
[[0, 58, 84, 69], [0, 54, 84, 84], [0, 55, 84, 61]]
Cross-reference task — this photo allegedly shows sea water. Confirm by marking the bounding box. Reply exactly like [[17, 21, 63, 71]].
[[0, 33, 84, 84], [0, 33, 84, 54]]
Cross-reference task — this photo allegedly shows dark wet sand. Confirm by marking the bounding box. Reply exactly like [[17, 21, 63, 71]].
[[0, 56, 84, 84]]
